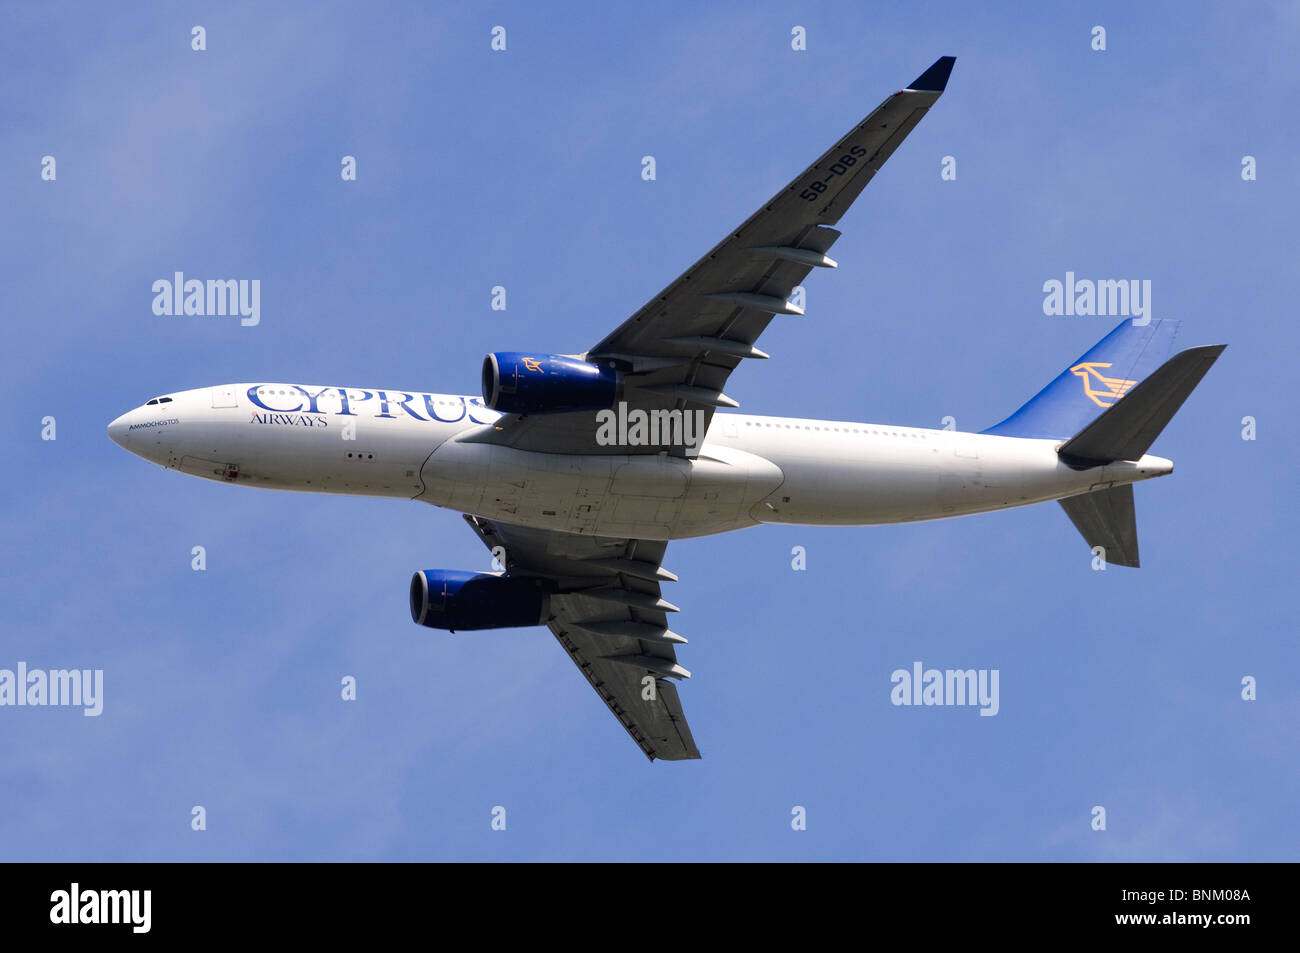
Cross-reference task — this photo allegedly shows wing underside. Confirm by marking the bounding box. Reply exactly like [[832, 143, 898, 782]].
[[463, 514, 700, 760]]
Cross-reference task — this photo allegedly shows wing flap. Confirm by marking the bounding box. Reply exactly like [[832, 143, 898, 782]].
[[550, 619, 700, 760], [462, 514, 700, 760]]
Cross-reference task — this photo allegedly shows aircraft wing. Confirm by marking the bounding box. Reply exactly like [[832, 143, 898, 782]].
[[471, 56, 955, 456], [462, 513, 700, 761]]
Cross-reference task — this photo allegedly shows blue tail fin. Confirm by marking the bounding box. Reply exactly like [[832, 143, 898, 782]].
[[981, 319, 1181, 440]]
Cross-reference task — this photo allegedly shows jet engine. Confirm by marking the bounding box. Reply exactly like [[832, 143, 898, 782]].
[[409, 569, 549, 631], [481, 352, 618, 414]]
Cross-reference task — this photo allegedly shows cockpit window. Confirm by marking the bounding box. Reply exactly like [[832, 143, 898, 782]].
[[146, 399, 158, 405], [146, 396, 173, 405]]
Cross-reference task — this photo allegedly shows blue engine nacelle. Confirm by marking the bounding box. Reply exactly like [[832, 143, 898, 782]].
[[409, 570, 549, 632], [482, 352, 619, 414]]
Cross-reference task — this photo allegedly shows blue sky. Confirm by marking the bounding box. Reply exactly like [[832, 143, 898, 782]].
[[2, 1, 1296, 860]]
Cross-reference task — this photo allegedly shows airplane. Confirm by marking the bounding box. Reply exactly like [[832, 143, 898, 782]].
[[107, 56, 1224, 761]]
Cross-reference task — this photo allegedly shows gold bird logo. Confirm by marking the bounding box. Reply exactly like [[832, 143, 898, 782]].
[[522, 357, 543, 373], [1070, 362, 1138, 408]]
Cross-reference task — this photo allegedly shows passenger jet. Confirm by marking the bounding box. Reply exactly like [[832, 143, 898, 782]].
[[108, 57, 1224, 760]]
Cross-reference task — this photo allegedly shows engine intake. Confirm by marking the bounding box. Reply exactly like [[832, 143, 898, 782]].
[[409, 570, 549, 631], [482, 352, 618, 414]]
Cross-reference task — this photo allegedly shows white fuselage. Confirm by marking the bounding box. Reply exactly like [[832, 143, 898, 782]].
[[107, 384, 1174, 541]]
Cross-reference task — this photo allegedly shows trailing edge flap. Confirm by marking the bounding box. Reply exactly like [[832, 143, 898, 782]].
[[1059, 485, 1139, 568], [1057, 345, 1226, 465], [460, 514, 700, 761]]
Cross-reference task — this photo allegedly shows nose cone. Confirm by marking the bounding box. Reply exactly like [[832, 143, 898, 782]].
[[107, 413, 131, 449]]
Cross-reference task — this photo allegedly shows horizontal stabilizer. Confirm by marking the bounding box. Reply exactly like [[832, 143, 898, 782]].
[[1058, 345, 1226, 465], [1059, 485, 1140, 568]]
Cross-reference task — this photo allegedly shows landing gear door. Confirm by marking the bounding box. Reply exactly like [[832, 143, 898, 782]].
[[211, 385, 238, 408]]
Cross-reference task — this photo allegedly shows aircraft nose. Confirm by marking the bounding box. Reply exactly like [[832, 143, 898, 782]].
[[107, 412, 131, 449]]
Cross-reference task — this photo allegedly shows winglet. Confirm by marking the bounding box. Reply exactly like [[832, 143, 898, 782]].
[[907, 56, 956, 92]]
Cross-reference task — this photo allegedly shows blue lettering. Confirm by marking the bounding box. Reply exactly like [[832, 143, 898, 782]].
[[422, 394, 467, 423], [247, 385, 303, 413], [376, 391, 427, 421], [336, 389, 372, 417], [292, 385, 334, 415], [467, 397, 497, 425]]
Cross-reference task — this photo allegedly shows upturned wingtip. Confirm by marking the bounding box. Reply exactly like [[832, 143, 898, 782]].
[[907, 55, 956, 92]]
